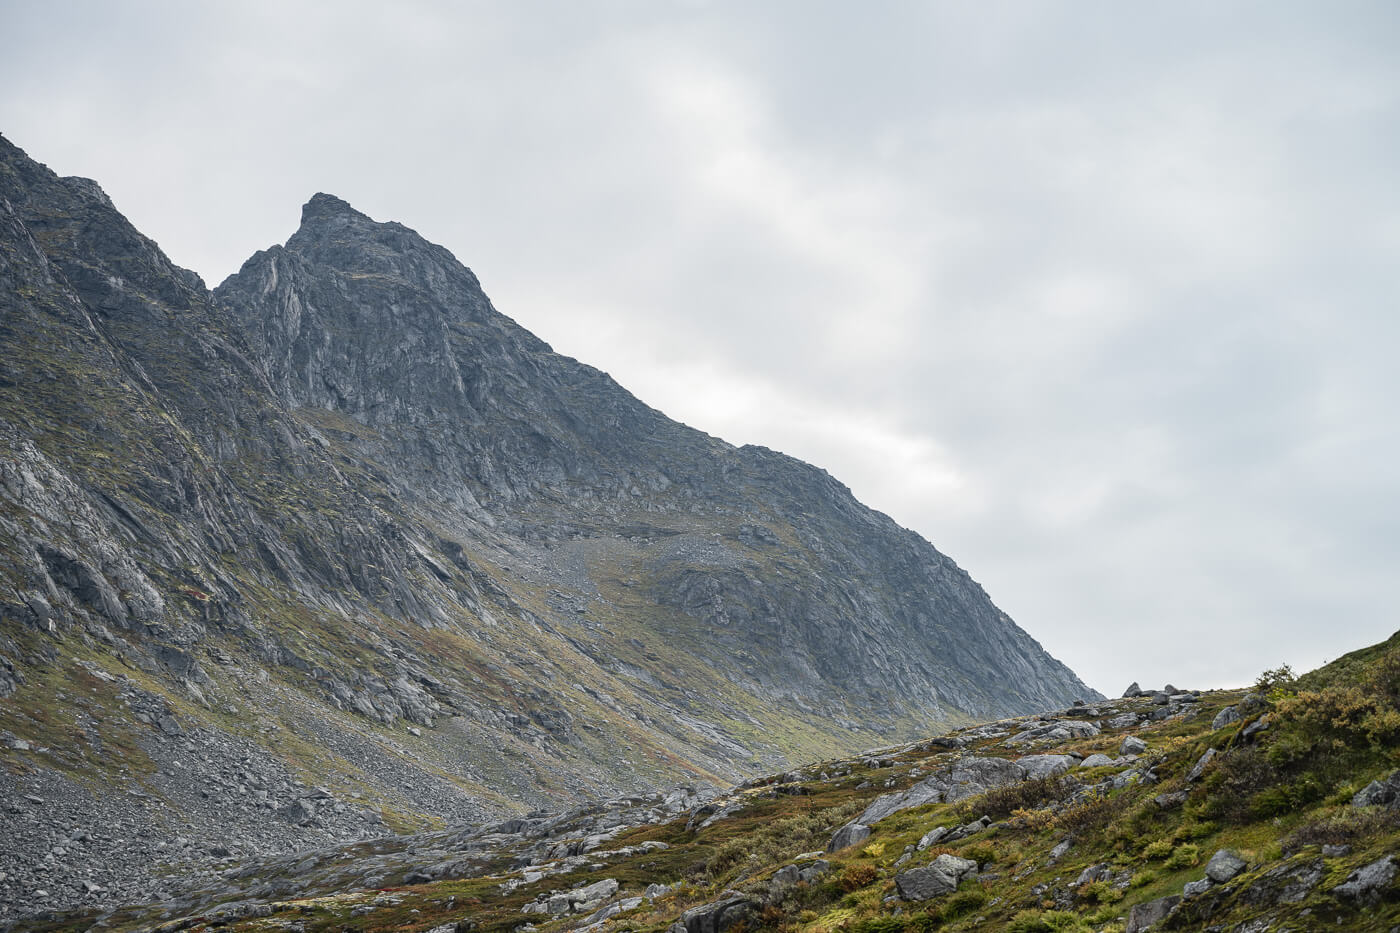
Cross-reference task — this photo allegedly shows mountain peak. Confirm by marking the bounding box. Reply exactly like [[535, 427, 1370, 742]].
[[299, 192, 369, 228]]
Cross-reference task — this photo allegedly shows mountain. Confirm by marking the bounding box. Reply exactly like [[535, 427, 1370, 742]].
[[0, 133, 1094, 920]]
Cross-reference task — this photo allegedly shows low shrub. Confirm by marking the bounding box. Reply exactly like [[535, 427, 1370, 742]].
[[1163, 843, 1200, 870], [838, 863, 879, 892]]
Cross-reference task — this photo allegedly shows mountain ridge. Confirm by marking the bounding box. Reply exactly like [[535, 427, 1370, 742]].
[[1, 132, 1093, 921]]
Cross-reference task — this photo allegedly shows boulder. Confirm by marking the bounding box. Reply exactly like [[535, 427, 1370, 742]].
[[1182, 878, 1213, 897], [1079, 754, 1116, 769], [1204, 849, 1247, 883], [894, 854, 978, 901], [1351, 770, 1400, 808], [1122, 682, 1143, 698], [680, 894, 755, 933], [856, 776, 946, 824], [1126, 894, 1180, 932], [1211, 706, 1241, 730], [827, 822, 871, 852], [1120, 735, 1147, 755], [916, 826, 949, 850], [1020, 754, 1076, 780]]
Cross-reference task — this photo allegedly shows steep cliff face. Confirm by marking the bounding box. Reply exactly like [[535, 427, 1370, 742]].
[[0, 133, 1096, 917]]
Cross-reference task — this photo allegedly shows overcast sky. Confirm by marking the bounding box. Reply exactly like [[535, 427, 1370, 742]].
[[4, 1, 1398, 695]]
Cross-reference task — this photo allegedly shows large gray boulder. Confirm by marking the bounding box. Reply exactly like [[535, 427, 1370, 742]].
[[826, 822, 871, 852], [1211, 706, 1241, 730], [1020, 754, 1076, 780], [1205, 849, 1247, 883], [680, 894, 756, 933], [1120, 735, 1147, 755], [894, 854, 978, 901]]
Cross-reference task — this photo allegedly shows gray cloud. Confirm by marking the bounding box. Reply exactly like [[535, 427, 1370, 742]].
[[3, 0, 1397, 693]]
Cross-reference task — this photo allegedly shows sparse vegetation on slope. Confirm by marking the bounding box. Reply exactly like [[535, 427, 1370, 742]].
[[15, 631, 1399, 933]]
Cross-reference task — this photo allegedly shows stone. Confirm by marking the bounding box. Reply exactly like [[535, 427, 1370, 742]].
[[1122, 682, 1142, 698], [680, 895, 755, 933], [894, 854, 978, 901], [1154, 791, 1188, 810], [1019, 754, 1076, 780], [1334, 855, 1397, 904], [1241, 858, 1324, 906], [1076, 863, 1109, 885], [1240, 715, 1271, 741], [1049, 839, 1072, 860], [1204, 849, 1247, 883], [1108, 712, 1140, 729], [1351, 770, 1400, 808], [1211, 706, 1241, 730], [1183, 878, 1213, 897], [1126, 894, 1180, 932], [645, 883, 671, 899], [1120, 735, 1147, 755], [571, 878, 619, 906], [1185, 748, 1217, 782], [1322, 844, 1351, 858], [916, 827, 949, 851], [827, 822, 871, 852], [1079, 753, 1115, 768]]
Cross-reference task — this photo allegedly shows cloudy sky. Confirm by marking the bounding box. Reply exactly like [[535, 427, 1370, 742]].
[[4, 1, 1398, 694]]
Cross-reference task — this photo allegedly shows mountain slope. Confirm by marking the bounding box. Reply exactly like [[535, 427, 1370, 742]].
[[21, 632, 1400, 933], [0, 133, 1093, 920]]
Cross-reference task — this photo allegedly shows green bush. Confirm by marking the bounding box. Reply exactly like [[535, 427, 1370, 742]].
[[1141, 839, 1173, 860], [1163, 843, 1200, 870]]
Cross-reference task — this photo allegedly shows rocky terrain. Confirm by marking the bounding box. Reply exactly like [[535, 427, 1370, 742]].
[[1, 132, 1095, 921], [10, 628, 1400, 932]]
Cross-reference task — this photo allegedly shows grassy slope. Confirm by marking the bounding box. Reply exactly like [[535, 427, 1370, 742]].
[[21, 630, 1399, 933]]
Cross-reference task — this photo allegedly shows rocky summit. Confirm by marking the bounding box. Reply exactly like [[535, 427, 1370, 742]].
[[0, 133, 1097, 923]]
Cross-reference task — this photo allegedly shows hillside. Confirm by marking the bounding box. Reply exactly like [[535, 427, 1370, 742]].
[[0, 132, 1093, 921], [11, 631, 1400, 932]]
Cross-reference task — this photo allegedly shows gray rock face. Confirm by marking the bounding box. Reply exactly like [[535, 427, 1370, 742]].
[[1334, 855, 1397, 904], [1126, 894, 1180, 932], [895, 854, 978, 900]]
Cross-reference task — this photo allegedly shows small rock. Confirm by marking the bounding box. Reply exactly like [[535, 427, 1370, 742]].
[[1183, 878, 1213, 897], [1186, 748, 1217, 782], [1079, 753, 1116, 768]]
